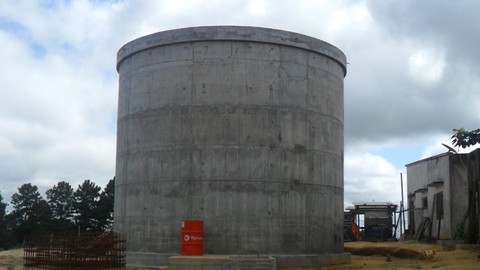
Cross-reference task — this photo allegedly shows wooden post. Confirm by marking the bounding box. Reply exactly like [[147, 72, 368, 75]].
[[399, 173, 406, 237]]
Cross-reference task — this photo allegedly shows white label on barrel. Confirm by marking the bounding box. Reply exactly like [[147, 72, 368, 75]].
[[184, 234, 190, 241], [181, 221, 185, 228]]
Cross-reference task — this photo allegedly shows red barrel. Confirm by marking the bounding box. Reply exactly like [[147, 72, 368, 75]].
[[181, 220, 203, 255]]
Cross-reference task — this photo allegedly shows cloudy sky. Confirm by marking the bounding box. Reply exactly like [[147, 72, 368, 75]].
[[0, 0, 479, 208]]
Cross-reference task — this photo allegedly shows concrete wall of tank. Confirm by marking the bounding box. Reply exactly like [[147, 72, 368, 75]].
[[115, 26, 347, 266]]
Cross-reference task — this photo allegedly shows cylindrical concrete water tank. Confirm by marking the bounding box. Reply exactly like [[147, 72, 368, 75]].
[[115, 26, 347, 266]]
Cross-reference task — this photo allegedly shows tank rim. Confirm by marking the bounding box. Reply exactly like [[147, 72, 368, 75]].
[[116, 25, 347, 76]]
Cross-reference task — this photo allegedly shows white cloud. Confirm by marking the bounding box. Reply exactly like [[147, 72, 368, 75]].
[[0, 1, 118, 198], [246, 0, 268, 16], [408, 48, 445, 86], [345, 152, 404, 207], [324, 2, 374, 42]]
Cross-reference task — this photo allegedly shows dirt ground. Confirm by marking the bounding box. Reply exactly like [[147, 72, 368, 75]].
[[317, 241, 480, 270], [0, 249, 22, 270], [1, 241, 479, 270]]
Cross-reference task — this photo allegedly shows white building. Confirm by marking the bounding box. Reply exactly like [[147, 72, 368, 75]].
[[406, 148, 479, 241]]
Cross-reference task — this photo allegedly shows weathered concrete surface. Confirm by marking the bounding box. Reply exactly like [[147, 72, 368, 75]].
[[168, 255, 276, 270], [115, 26, 347, 266], [406, 153, 470, 240]]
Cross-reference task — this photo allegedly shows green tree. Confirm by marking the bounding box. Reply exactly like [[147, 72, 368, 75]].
[[73, 180, 101, 232], [96, 178, 115, 231], [46, 181, 74, 220], [9, 183, 52, 241], [0, 192, 16, 249], [34, 199, 54, 236], [451, 128, 480, 148], [46, 181, 76, 234]]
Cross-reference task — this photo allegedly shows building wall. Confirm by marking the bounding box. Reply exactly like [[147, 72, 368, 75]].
[[448, 155, 470, 238], [406, 153, 469, 240]]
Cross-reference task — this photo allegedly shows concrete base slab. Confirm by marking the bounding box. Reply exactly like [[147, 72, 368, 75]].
[[168, 255, 276, 270], [127, 252, 175, 267], [167, 253, 351, 269], [274, 253, 351, 268]]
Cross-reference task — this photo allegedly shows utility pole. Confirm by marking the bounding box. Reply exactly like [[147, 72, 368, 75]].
[[400, 173, 406, 237]]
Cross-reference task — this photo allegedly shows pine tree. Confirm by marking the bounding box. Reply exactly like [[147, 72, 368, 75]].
[[9, 183, 52, 241], [73, 180, 101, 232], [96, 178, 115, 231], [46, 181, 76, 234], [0, 192, 16, 249]]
